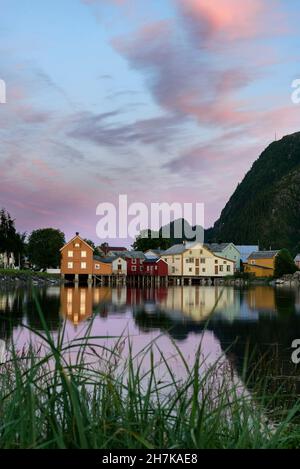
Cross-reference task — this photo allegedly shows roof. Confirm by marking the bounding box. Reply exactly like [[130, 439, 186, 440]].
[[248, 250, 279, 260], [60, 235, 94, 252], [145, 249, 164, 255], [94, 256, 118, 264], [119, 251, 146, 259], [163, 244, 187, 255], [204, 243, 231, 253]]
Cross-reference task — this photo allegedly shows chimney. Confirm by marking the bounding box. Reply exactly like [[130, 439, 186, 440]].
[[76, 232, 79, 236]]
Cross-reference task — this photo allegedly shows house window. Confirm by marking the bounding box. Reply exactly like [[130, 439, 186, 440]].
[[75, 243, 80, 248], [118, 265, 122, 271], [186, 258, 194, 263], [189, 268, 192, 272], [200, 258, 205, 264], [172, 267, 175, 273], [81, 251, 87, 258], [220, 265, 223, 272], [215, 260, 218, 264], [81, 262, 87, 269], [164, 258, 168, 262], [202, 268, 206, 273], [132, 259, 137, 264], [95, 264, 100, 270], [200, 249, 203, 254], [155, 266, 158, 270], [223, 260, 227, 264], [68, 262, 73, 269], [132, 266, 136, 271], [227, 265, 231, 272], [68, 251, 73, 258]]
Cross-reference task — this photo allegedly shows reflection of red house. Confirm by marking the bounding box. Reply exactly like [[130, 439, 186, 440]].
[[144, 258, 168, 277]]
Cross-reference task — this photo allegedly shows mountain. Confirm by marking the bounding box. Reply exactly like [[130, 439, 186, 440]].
[[206, 132, 300, 254]]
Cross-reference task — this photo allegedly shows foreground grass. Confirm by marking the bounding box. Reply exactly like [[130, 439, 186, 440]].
[[0, 301, 300, 449]]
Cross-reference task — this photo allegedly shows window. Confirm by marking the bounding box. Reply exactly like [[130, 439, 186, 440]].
[[220, 265, 223, 272], [155, 266, 158, 270], [132, 266, 136, 271], [132, 259, 137, 264], [68, 251, 73, 258], [81, 262, 87, 269], [95, 264, 100, 270], [227, 265, 231, 272], [164, 258, 168, 262], [186, 258, 194, 263], [223, 260, 227, 264], [75, 243, 80, 248], [68, 262, 73, 269], [202, 268, 206, 273], [200, 258, 205, 264], [118, 265, 122, 270], [81, 251, 87, 258], [215, 260, 218, 264], [200, 249, 203, 254], [172, 267, 175, 274], [189, 267, 192, 272]]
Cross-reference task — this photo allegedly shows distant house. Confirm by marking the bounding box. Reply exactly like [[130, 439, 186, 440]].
[[119, 251, 146, 276], [205, 243, 240, 270], [244, 251, 279, 277], [144, 258, 168, 277], [162, 242, 235, 277], [95, 256, 127, 277], [295, 254, 300, 269], [144, 249, 165, 259], [98, 245, 127, 256], [236, 245, 259, 264]]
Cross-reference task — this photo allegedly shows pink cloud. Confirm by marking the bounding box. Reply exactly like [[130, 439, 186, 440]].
[[178, 0, 285, 43]]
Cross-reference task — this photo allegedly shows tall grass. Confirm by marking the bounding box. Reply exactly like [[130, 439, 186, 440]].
[[0, 297, 300, 449]]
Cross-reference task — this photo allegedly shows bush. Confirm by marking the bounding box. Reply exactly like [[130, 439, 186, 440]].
[[274, 249, 298, 278]]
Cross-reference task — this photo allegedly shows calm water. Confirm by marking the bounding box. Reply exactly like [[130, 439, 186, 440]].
[[0, 284, 300, 385]]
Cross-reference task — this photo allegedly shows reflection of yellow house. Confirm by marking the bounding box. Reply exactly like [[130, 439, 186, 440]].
[[244, 251, 279, 277], [160, 286, 235, 322], [60, 287, 93, 325], [247, 286, 275, 311]]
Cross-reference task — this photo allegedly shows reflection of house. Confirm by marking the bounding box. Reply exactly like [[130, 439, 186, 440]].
[[160, 286, 236, 322], [247, 286, 276, 312], [205, 243, 240, 270], [60, 287, 93, 325], [162, 243, 235, 278], [0, 252, 15, 269], [244, 251, 279, 277]]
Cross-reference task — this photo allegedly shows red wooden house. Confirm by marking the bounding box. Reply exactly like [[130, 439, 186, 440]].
[[119, 251, 146, 276], [144, 258, 168, 277]]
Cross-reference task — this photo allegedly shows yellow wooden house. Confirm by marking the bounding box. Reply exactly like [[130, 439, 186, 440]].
[[244, 250, 279, 277]]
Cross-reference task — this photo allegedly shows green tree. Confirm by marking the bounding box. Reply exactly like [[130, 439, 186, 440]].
[[28, 228, 65, 270], [132, 231, 172, 252], [274, 249, 298, 278]]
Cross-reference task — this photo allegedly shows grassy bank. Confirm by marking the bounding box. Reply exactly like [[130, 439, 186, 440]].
[[0, 302, 300, 449], [0, 269, 60, 282]]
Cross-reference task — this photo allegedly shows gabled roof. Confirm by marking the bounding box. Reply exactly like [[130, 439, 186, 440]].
[[60, 235, 94, 252], [204, 243, 231, 252], [163, 244, 187, 255], [118, 251, 146, 259], [248, 250, 279, 260], [94, 256, 116, 264]]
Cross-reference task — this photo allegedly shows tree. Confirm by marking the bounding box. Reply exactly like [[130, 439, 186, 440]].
[[274, 249, 298, 278], [84, 239, 102, 257], [28, 228, 65, 270], [132, 231, 172, 252], [0, 209, 26, 268]]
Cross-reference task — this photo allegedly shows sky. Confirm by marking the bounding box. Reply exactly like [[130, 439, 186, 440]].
[[1, 0, 300, 244]]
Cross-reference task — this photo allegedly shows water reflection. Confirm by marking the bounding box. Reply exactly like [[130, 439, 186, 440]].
[[1, 285, 300, 384]]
